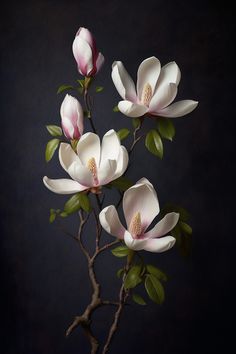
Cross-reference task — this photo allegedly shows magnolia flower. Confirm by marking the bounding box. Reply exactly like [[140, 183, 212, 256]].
[[99, 178, 179, 253], [61, 94, 84, 140], [72, 27, 104, 77], [112, 56, 198, 118], [43, 130, 128, 194]]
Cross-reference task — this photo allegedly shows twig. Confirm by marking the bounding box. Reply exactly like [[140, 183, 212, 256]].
[[84, 88, 97, 134]]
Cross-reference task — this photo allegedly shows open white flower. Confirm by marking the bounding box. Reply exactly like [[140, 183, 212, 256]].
[[99, 178, 179, 253], [112, 56, 198, 118], [43, 130, 128, 194]]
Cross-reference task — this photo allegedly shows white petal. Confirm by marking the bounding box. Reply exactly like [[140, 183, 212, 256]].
[[142, 236, 176, 253], [145, 212, 179, 238], [76, 132, 101, 165], [156, 100, 199, 118], [72, 37, 93, 76], [67, 162, 94, 186], [135, 177, 154, 187], [43, 176, 87, 194], [76, 27, 95, 49], [96, 52, 104, 73], [59, 143, 82, 172], [111, 61, 137, 101], [137, 57, 161, 100], [118, 100, 148, 118], [100, 129, 121, 165], [112, 146, 129, 179], [124, 231, 148, 251], [97, 159, 117, 185], [149, 83, 178, 112], [156, 62, 181, 90], [99, 205, 126, 239], [123, 182, 159, 232]]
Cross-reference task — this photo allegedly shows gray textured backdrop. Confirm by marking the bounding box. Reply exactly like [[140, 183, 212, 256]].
[[0, 0, 235, 353]]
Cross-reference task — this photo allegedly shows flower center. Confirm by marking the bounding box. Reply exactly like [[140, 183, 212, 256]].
[[129, 212, 142, 239], [87, 157, 99, 185], [141, 83, 152, 107]]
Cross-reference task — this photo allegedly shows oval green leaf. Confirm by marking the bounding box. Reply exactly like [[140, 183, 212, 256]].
[[157, 117, 175, 141], [113, 105, 119, 112], [46, 125, 62, 137], [95, 86, 104, 93], [145, 129, 163, 159], [179, 221, 192, 235], [132, 293, 146, 305], [145, 274, 165, 304], [117, 128, 130, 141], [78, 193, 91, 213], [57, 84, 74, 94], [111, 246, 130, 257], [124, 265, 142, 289], [132, 118, 141, 129], [45, 138, 60, 162], [64, 194, 81, 215], [146, 265, 168, 282]]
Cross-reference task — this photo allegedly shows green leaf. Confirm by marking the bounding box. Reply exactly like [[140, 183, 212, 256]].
[[113, 105, 119, 112], [157, 117, 175, 141], [117, 128, 130, 141], [124, 265, 142, 289], [57, 85, 74, 94], [78, 193, 91, 213], [64, 194, 81, 215], [60, 211, 68, 217], [49, 209, 56, 223], [145, 274, 165, 304], [77, 87, 84, 95], [95, 86, 104, 92], [145, 129, 163, 159], [110, 176, 133, 191], [46, 125, 62, 137], [132, 118, 141, 129], [117, 268, 125, 278], [45, 138, 60, 162], [179, 221, 192, 235], [77, 79, 85, 88], [146, 265, 168, 282], [132, 293, 146, 305], [111, 246, 130, 257]]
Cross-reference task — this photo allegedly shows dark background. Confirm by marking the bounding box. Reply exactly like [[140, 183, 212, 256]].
[[0, 0, 235, 353]]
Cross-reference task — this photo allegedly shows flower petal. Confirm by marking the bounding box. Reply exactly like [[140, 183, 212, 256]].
[[155, 100, 199, 118], [59, 143, 82, 172], [111, 61, 137, 101], [112, 146, 129, 179], [96, 52, 104, 73], [99, 205, 126, 239], [137, 57, 161, 100], [97, 159, 117, 185], [72, 37, 93, 76], [118, 100, 148, 118], [144, 212, 179, 238], [124, 231, 148, 251], [76, 27, 96, 53], [100, 129, 121, 165], [67, 162, 94, 186], [156, 61, 181, 90], [123, 181, 159, 232], [149, 83, 178, 112], [142, 236, 176, 253], [76, 132, 101, 165], [43, 176, 87, 194]]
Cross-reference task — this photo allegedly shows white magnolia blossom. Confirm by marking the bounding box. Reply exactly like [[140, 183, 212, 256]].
[[112, 56, 198, 118], [99, 178, 179, 253], [60, 94, 84, 140], [43, 130, 128, 194]]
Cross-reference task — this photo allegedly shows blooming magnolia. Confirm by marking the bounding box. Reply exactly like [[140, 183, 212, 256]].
[[43, 130, 128, 194], [112, 56, 198, 118], [99, 178, 179, 253], [61, 94, 84, 140], [72, 27, 104, 77]]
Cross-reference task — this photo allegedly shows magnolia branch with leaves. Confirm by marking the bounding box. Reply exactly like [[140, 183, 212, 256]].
[[43, 27, 197, 354]]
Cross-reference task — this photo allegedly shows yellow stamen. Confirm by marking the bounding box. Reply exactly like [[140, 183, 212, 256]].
[[87, 157, 98, 184], [129, 212, 142, 238], [141, 83, 152, 106]]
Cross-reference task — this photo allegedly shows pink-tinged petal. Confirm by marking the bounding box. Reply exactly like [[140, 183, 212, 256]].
[[43, 176, 87, 194], [135, 177, 154, 187], [61, 117, 75, 140], [99, 205, 125, 239], [123, 182, 159, 232], [137, 57, 161, 100], [67, 162, 94, 186], [142, 236, 176, 253], [76, 27, 97, 54], [60, 94, 84, 139], [96, 52, 104, 73], [155, 61, 181, 91], [145, 212, 179, 239], [76, 132, 101, 166], [100, 129, 121, 165], [111, 61, 137, 101], [112, 146, 129, 179], [72, 37, 94, 76], [59, 143, 82, 172], [149, 83, 178, 112], [155, 100, 199, 118], [124, 231, 148, 251], [118, 100, 148, 118], [97, 159, 117, 185]]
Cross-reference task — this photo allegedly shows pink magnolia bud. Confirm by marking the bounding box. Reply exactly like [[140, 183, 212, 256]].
[[60, 94, 84, 140], [72, 27, 104, 77]]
